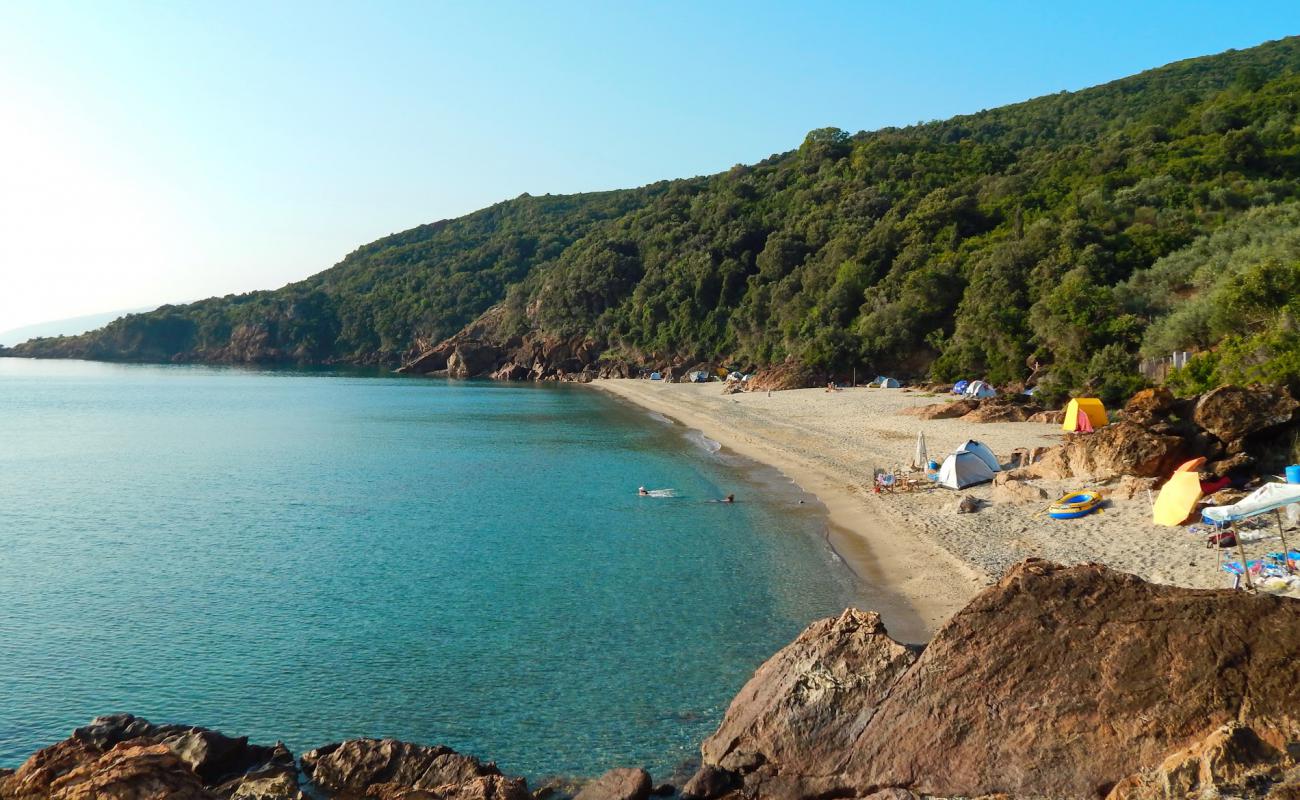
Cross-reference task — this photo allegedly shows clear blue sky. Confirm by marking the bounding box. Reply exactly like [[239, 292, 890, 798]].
[[0, 1, 1296, 330]]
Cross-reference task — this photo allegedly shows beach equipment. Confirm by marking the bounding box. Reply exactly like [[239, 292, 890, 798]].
[[956, 439, 1001, 472], [649, 372, 663, 381], [1175, 457, 1206, 473], [1062, 398, 1108, 432], [1048, 490, 1103, 520], [913, 431, 927, 470], [873, 376, 901, 388], [1203, 482, 1300, 588], [1287, 465, 1300, 484], [1152, 471, 1203, 526], [937, 451, 996, 489], [952, 380, 970, 395], [1203, 482, 1300, 525], [964, 380, 997, 399], [688, 370, 709, 383]]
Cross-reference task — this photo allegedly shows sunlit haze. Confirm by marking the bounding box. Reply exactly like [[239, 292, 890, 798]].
[[0, 0, 1293, 331]]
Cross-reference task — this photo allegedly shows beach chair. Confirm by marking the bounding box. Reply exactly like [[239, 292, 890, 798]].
[[873, 470, 897, 494]]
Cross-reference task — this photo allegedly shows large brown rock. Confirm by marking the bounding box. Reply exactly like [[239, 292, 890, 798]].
[[1106, 723, 1297, 800], [1125, 386, 1175, 422], [745, 362, 816, 392], [1027, 409, 1067, 425], [299, 739, 528, 800], [699, 610, 918, 800], [1027, 421, 1187, 479], [699, 560, 1300, 800], [446, 343, 501, 379], [0, 715, 298, 800], [1194, 385, 1298, 443], [961, 401, 1039, 423], [573, 769, 652, 800], [44, 743, 211, 800]]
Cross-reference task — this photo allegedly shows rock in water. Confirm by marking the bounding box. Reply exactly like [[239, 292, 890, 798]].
[[679, 765, 737, 800], [1194, 385, 1298, 443], [699, 610, 919, 800], [0, 714, 302, 800], [573, 768, 652, 800], [299, 738, 529, 800], [697, 560, 1300, 800]]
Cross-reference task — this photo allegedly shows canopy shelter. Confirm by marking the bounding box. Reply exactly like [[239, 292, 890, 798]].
[[964, 380, 997, 399], [1063, 398, 1108, 432], [1203, 482, 1300, 588], [956, 439, 1001, 472], [937, 451, 995, 489], [1153, 471, 1203, 526]]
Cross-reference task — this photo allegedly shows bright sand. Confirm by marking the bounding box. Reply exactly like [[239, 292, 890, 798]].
[[590, 380, 1296, 639]]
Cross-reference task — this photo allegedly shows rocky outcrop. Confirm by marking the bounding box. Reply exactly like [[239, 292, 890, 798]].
[[0, 714, 302, 800], [1023, 420, 1187, 480], [900, 398, 979, 420], [1194, 385, 1299, 443], [1107, 723, 1298, 800], [744, 362, 817, 392], [1027, 408, 1066, 425], [572, 769, 651, 800], [1124, 386, 1175, 423], [300, 739, 529, 800], [698, 560, 1300, 799], [960, 400, 1040, 423], [699, 610, 919, 800]]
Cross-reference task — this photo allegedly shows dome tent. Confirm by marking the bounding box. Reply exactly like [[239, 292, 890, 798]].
[[964, 380, 997, 399], [952, 380, 970, 395], [937, 451, 996, 489], [955, 439, 1001, 472]]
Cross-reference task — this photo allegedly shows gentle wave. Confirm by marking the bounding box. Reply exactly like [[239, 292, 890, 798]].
[[684, 430, 722, 455], [647, 411, 675, 425]]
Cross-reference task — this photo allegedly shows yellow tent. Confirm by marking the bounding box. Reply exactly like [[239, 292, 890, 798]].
[[1062, 398, 1109, 432], [1153, 471, 1203, 526]]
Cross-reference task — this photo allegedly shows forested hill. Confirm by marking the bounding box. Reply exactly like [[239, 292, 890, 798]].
[[9, 36, 1300, 402]]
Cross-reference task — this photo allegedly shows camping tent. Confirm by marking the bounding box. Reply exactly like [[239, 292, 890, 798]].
[[688, 371, 709, 383], [874, 376, 901, 388], [964, 380, 997, 399], [1203, 482, 1300, 525], [1063, 398, 1108, 432], [937, 451, 996, 489], [952, 380, 970, 395], [1153, 471, 1203, 526], [649, 372, 663, 381], [956, 439, 1001, 472]]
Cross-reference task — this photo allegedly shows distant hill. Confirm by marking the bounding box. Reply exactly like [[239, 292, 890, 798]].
[[0, 308, 154, 346], [7, 35, 1300, 403]]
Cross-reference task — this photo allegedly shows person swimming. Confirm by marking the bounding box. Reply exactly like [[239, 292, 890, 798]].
[[638, 486, 649, 496], [723, 493, 735, 503]]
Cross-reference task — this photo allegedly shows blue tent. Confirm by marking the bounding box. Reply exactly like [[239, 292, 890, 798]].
[[649, 372, 662, 381], [952, 380, 970, 395]]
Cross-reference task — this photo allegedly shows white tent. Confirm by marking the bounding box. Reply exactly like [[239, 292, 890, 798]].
[[1203, 482, 1300, 524], [873, 376, 901, 388], [956, 439, 1001, 472], [964, 380, 997, 399], [937, 451, 996, 489]]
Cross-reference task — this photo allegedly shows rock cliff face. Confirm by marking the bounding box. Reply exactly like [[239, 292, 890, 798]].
[[695, 560, 1300, 800]]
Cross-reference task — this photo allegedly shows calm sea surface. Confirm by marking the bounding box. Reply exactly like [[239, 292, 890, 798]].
[[0, 359, 861, 779]]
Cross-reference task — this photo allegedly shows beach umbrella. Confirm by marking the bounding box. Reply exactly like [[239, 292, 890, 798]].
[[913, 431, 927, 470]]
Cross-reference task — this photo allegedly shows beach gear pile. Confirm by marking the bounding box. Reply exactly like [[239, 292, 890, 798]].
[[1197, 480, 1300, 591]]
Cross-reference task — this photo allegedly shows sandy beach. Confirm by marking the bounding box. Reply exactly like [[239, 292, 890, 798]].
[[591, 379, 1297, 640]]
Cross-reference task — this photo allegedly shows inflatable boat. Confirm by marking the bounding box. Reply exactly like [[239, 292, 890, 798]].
[[1048, 490, 1103, 519]]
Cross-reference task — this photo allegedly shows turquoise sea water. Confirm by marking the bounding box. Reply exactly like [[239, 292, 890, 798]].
[[0, 359, 861, 780]]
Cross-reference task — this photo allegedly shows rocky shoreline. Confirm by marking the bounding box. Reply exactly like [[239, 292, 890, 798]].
[[5, 561, 1298, 800]]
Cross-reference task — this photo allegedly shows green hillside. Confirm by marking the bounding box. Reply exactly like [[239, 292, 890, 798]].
[[9, 36, 1300, 402]]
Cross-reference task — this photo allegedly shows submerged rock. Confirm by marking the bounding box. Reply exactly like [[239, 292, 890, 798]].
[[697, 560, 1300, 799]]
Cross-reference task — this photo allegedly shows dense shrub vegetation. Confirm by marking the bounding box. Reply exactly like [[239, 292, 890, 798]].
[[9, 37, 1300, 403]]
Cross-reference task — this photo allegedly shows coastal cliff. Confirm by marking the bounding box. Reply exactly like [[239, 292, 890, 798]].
[[4, 561, 1298, 800]]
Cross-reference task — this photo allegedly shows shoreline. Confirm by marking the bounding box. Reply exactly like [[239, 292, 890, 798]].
[[589, 380, 989, 642]]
